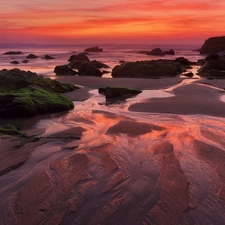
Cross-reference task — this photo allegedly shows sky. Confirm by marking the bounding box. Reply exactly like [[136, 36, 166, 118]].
[[1, 0, 225, 44]]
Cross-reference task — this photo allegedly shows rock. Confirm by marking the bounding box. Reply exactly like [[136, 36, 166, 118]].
[[0, 69, 79, 118], [163, 49, 175, 55], [78, 62, 102, 77], [198, 55, 225, 78], [84, 46, 103, 52], [68, 53, 90, 62], [3, 51, 23, 55], [10, 61, 19, 64], [0, 68, 78, 93], [200, 36, 225, 54], [147, 48, 164, 55], [183, 72, 194, 78], [54, 65, 78, 76], [22, 60, 29, 63], [90, 60, 109, 68], [26, 54, 38, 59], [112, 60, 182, 78], [42, 55, 55, 59], [175, 57, 194, 66], [99, 86, 142, 103]]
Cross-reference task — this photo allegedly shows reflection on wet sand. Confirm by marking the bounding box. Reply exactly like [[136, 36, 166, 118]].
[[1, 80, 225, 224]]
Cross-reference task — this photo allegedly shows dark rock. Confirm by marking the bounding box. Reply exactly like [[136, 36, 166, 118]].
[[27, 54, 38, 59], [163, 49, 175, 55], [3, 51, 23, 55], [119, 60, 126, 64], [200, 36, 225, 54], [84, 46, 103, 52], [54, 65, 78, 76], [198, 55, 225, 78], [68, 53, 90, 62], [205, 54, 220, 61], [99, 86, 142, 99], [147, 48, 164, 55], [22, 60, 29, 63], [183, 72, 194, 78], [102, 70, 111, 74], [112, 60, 182, 78], [78, 62, 102, 77], [91, 60, 109, 69], [10, 61, 20, 64], [175, 57, 194, 66], [42, 55, 55, 60]]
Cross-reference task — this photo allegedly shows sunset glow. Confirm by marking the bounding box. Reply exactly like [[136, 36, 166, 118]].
[[1, 0, 225, 44]]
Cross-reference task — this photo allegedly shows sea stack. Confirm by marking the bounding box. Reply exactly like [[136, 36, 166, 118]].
[[200, 36, 225, 54]]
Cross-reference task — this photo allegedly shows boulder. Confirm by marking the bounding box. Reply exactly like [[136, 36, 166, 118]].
[[200, 36, 225, 54], [147, 48, 164, 55], [90, 60, 109, 68], [112, 60, 182, 78], [0, 68, 78, 93], [3, 51, 23, 55], [198, 55, 225, 78], [42, 55, 55, 60], [99, 86, 142, 99], [84, 46, 103, 52], [68, 53, 90, 62], [27, 54, 38, 59], [10, 61, 20, 64], [163, 49, 175, 55], [78, 62, 102, 77], [22, 60, 29, 63], [0, 69, 78, 118], [182, 72, 194, 78], [54, 65, 78, 76]]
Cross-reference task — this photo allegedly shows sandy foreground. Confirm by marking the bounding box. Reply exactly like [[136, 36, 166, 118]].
[[1, 76, 225, 225]]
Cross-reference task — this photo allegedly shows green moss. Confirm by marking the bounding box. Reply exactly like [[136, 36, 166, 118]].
[[0, 86, 74, 118], [0, 68, 79, 93], [0, 124, 26, 136]]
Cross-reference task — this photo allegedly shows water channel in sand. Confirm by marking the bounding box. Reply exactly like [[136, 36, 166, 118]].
[[1, 79, 225, 224]]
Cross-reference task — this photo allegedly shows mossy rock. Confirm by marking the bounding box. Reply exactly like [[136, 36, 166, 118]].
[[0, 68, 79, 93], [0, 86, 74, 118], [0, 124, 26, 136], [112, 60, 182, 78]]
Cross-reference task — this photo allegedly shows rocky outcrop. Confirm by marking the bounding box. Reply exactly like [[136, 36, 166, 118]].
[[99, 86, 142, 99], [10, 61, 19, 64], [78, 62, 102, 77], [26, 54, 38, 59], [0, 69, 78, 118], [68, 53, 90, 62], [84, 46, 103, 52], [140, 48, 175, 56], [200, 36, 225, 54], [3, 51, 23, 55], [42, 55, 54, 60], [54, 65, 78, 76], [90, 60, 109, 69], [112, 60, 182, 78], [198, 55, 225, 78]]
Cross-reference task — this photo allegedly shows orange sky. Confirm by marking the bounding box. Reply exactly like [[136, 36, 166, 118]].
[[1, 0, 225, 44]]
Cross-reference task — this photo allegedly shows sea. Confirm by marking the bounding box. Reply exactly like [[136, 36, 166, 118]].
[[0, 43, 204, 78]]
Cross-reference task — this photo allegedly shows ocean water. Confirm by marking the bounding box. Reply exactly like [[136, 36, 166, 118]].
[[0, 43, 204, 78]]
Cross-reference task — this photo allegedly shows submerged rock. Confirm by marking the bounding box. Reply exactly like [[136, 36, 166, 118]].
[[42, 55, 55, 60], [10, 60, 20, 64], [112, 60, 182, 78], [84, 46, 103, 52], [200, 36, 225, 54], [3, 51, 23, 55], [147, 48, 164, 55], [27, 54, 38, 59]]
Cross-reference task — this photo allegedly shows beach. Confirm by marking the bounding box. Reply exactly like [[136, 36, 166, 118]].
[[1, 44, 225, 224], [1, 73, 225, 224]]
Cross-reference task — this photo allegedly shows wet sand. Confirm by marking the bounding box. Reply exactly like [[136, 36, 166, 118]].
[[1, 76, 225, 225]]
